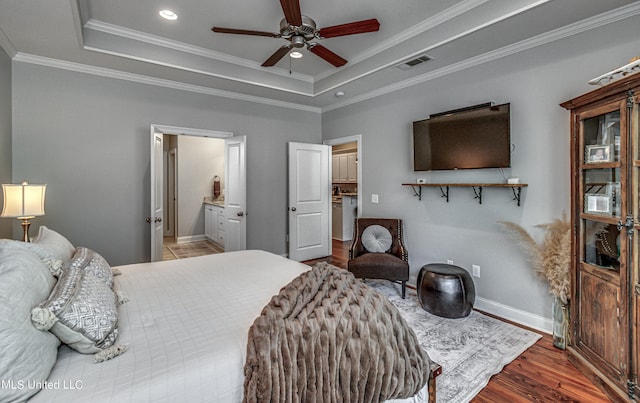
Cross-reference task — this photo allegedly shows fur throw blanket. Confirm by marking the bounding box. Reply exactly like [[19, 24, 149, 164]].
[[243, 262, 433, 403]]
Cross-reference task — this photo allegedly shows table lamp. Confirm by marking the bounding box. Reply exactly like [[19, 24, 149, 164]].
[[1, 181, 46, 242]]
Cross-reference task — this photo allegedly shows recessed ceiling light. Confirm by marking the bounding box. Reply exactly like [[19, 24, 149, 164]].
[[289, 51, 303, 59], [335, 91, 345, 97], [159, 9, 178, 20]]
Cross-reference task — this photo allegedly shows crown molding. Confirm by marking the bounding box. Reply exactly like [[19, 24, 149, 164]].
[[70, 0, 85, 49], [314, 0, 489, 82], [9, 1, 638, 115], [314, 0, 553, 97], [12, 53, 321, 113], [84, 19, 313, 84], [322, 1, 640, 112], [0, 26, 17, 58]]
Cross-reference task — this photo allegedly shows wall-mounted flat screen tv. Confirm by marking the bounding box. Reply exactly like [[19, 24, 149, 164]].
[[413, 103, 511, 171]]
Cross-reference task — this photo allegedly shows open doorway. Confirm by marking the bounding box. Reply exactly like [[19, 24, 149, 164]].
[[149, 124, 247, 262], [162, 134, 226, 260], [323, 135, 362, 245]]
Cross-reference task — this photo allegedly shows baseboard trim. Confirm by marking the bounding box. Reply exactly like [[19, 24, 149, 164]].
[[474, 296, 552, 334], [176, 235, 207, 244]]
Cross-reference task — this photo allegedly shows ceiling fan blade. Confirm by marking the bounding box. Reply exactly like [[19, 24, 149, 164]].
[[279, 0, 302, 26], [318, 18, 380, 38], [309, 44, 347, 67], [262, 45, 293, 67], [212, 27, 280, 38]]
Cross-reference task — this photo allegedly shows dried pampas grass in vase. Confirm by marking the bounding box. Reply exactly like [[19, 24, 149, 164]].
[[498, 215, 571, 349]]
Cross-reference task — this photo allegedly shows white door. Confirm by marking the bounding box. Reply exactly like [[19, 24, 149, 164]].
[[288, 142, 331, 261], [224, 136, 247, 252], [150, 131, 164, 262]]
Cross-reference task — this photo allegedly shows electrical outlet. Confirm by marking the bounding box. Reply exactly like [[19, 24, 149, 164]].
[[446, 259, 454, 265], [472, 264, 481, 278], [371, 194, 379, 203]]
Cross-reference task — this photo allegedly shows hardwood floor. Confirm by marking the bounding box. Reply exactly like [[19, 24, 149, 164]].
[[305, 240, 612, 403]]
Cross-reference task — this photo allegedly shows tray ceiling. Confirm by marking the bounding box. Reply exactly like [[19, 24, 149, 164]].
[[0, 0, 638, 111]]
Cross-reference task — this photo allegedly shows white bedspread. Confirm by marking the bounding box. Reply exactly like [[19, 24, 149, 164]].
[[30, 249, 429, 402], [30, 250, 309, 402]]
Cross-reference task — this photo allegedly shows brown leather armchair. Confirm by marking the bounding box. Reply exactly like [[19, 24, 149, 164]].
[[348, 218, 409, 298]]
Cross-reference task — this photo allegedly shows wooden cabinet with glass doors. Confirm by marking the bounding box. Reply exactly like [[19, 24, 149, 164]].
[[562, 72, 640, 402]]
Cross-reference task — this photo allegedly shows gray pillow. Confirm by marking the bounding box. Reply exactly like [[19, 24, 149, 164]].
[[0, 241, 60, 402], [361, 224, 393, 253], [32, 262, 119, 354], [30, 225, 75, 261]]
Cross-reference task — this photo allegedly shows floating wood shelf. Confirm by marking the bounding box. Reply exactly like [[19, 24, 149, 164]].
[[402, 183, 528, 206]]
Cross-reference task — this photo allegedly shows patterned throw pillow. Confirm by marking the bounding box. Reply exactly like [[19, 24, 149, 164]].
[[70, 247, 114, 288], [31, 264, 119, 354]]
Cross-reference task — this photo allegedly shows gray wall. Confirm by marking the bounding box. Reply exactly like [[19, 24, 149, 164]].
[[12, 63, 321, 265], [322, 17, 640, 330], [176, 135, 224, 239], [0, 47, 11, 238]]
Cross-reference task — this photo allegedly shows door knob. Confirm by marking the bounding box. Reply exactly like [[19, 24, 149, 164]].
[[155, 217, 162, 223], [146, 217, 151, 223], [291, 207, 297, 211], [237, 211, 244, 217]]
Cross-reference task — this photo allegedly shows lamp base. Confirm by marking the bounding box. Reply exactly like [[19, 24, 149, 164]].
[[20, 219, 32, 242]]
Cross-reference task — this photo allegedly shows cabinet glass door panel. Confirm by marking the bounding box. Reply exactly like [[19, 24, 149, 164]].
[[582, 110, 621, 163], [582, 168, 621, 217], [582, 220, 621, 272]]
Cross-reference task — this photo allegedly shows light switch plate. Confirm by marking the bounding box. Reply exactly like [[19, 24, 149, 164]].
[[371, 194, 379, 203]]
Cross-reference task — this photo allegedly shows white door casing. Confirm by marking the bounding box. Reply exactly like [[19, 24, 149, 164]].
[[288, 142, 331, 261], [224, 135, 247, 252], [150, 124, 245, 261], [324, 134, 362, 222], [150, 131, 164, 262]]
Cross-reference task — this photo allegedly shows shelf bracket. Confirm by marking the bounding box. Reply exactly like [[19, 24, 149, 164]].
[[438, 185, 449, 202], [472, 186, 483, 204], [511, 187, 523, 206], [410, 185, 422, 201]]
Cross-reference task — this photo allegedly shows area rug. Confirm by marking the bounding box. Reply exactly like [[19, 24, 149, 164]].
[[365, 280, 542, 403], [166, 240, 223, 259]]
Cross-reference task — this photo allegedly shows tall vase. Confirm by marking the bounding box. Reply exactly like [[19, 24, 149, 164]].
[[552, 297, 569, 350]]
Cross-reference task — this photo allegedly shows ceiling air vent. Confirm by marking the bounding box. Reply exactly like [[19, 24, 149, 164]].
[[396, 55, 433, 70]]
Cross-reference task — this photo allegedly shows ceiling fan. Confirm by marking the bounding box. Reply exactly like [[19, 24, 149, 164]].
[[211, 0, 380, 68]]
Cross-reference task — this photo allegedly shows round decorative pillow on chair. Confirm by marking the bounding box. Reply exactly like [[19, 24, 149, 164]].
[[361, 225, 393, 253]]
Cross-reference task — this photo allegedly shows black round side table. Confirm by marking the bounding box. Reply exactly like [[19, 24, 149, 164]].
[[417, 263, 476, 318]]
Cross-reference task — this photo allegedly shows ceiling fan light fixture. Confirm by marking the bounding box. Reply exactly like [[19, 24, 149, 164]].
[[291, 35, 305, 48], [290, 51, 303, 59], [211, 0, 380, 69], [159, 9, 178, 21]]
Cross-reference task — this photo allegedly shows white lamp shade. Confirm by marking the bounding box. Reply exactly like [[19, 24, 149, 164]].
[[1, 183, 46, 218]]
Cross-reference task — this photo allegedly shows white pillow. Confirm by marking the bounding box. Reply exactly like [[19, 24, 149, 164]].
[[0, 242, 60, 402], [361, 225, 393, 253], [30, 225, 75, 261]]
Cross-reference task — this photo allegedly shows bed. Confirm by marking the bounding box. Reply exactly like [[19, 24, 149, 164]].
[[0, 227, 438, 403]]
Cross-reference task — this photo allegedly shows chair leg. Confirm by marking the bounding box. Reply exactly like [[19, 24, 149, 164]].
[[401, 281, 406, 299]]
